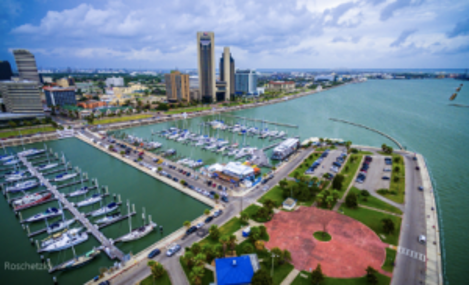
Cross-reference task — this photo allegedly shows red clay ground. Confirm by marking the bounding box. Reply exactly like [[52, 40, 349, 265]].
[[264, 207, 392, 278]]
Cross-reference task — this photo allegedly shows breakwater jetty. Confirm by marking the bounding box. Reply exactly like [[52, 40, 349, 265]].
[[329, 118, 404, 150], [224, 115, 298, 128]]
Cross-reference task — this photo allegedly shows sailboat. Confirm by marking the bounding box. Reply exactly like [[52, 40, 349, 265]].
[[90, 202, 119, 217], [46, 219, 76, 234], [49, 247, 101, 273], [95, 212, 121, 224], [76, 194, 102, 208], [115, 205, 156, 242], [23, 207, 62, 223], [68, 186, 89, 197], [6, 179, 39, 193]]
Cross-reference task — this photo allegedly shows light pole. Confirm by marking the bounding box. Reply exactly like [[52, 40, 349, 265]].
[[271, 253, 279, 277]]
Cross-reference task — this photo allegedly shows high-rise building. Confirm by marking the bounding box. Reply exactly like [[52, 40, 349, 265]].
[[0, 79, 43, 113], [164, 71, 190, 103], [0, 61, 13, 80], [235, 69, 258, 96], [105, 76, 124, 87], [197, 32, 216, 103], [12, 49, 40, 83], [43, 86, 77, 107], [219, 47, 235, 100]]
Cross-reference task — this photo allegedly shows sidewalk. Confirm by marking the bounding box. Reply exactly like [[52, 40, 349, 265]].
[[280, 269, 300, 285]]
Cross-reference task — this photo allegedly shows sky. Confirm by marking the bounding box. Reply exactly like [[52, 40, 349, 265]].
[[0, 0, 468, 70]]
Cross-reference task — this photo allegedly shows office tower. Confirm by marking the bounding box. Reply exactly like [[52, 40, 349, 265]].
[[0, 61, 13, 80], [219, 47, 235, 100], [43, 86, 77, 106], [0, 79, 43, 113], [197, 32, 216, 103], [164, 71, 190, 103], [12, 49, 40, 83], [235, 69, 258, 95]]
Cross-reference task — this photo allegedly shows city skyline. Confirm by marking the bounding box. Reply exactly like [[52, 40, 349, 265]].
[[0, 0, 468, 70]]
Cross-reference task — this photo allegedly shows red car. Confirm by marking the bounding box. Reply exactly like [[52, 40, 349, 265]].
[[212, 183, 216, 188]]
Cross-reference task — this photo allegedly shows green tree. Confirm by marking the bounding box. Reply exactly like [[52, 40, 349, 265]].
[[194, 253, 207, 267], [183, 221, 191, 228], [316, 193, 325, 205], [240, 212, 249, 224], [365, 266, 378, 285], [214, 244, 223, 258], [209, 224, 220, 240], [326, 195, 335, 208], [219, 236, 229, 257], [183, 251, 194, 267], [191, 243, 201, 255], [189, 266, 205, 285], [202, 243, 214, 262], [345, 192, 358, 208], [204, 209, 211, 215], [243, 243, 254, 254], [249, 226, 261, 242], [332, 190, 340, 200], [332, 174, 344, 190], [381, 218, 395, 234], [311, 264, 324, 284], [345, 141, 352, 153], [147, 260, 165, 279], [228, 234, 237, 252], [214, 193, 220, 203], [263, 198, 276, 210], [271, 247, 283, 266], [281, 249, 292, 264], [180, 179, 186, 186]]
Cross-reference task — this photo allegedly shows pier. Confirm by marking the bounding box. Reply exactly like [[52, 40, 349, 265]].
[[224, 115, 299, 128], [329, 118, 404, 150], [17, 155, 126, 262], [97, 212, 136, 229]]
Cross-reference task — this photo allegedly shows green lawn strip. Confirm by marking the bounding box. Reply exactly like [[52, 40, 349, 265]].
[[258, 185, 285, 208], [140, 272, 172, 285], [93, 114, 153, 125], [333, 154, 363, 196], [354, 150, 373, 155], [313, 231, 332, 242], [350, 187, 403, 215], [288, 153, 320, 177], [199, 217, 243, 246], [382, 248, 397, 273], [339, 206, 401, 245], [0, 126, 56, 138], [291, 270, 391, 285], [166, 107, 211, 115], [388, 154, 405, 204], [259, 261, 294, 285], [179, 257, 214, 285]]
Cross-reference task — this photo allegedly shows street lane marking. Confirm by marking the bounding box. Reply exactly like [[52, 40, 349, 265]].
[[397, 246, 426, 262]]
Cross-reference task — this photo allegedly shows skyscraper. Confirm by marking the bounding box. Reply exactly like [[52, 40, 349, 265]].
[[219, 47, 235, 100], [164, 71, 190, 103], [0, 61, 13, 80], [235, 69, 258, 96], [197, 32, 216, 103], [0, 80, 43, 113], [12, 49, 40, 83]]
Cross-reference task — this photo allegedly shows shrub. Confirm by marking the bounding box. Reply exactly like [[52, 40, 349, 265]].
[[351, 148, 358, 153], [361, 190, 370, 196], [345, 192, 358, 208], [243, 243, 254, 254]]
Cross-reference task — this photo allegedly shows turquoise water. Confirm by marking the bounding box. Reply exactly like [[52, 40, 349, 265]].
[[123, 79, 468, 284], [0, 138, 208, 285]]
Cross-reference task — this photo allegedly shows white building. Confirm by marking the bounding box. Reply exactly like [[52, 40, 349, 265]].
[[271, 138, 300, 160], [105, 76, 124, 87]]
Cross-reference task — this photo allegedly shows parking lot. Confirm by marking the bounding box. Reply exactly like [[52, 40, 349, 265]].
[[354, 155, 391, 191], [308, 150, 344, 179]]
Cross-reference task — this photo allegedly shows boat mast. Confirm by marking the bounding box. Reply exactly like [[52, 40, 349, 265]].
[[127, 200, 132, 233]]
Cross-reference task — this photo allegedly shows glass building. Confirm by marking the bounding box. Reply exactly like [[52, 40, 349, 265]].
[[235, 69, 258, 96]]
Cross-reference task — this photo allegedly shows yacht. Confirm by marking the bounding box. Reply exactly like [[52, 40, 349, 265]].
[[0, 154, 15, 161], [18, 148, 45, 157], [39, 231, 88, 252], [36, 163, 59, 171], [42, 228, 83, 247], [47, 219, 76, 234], [95, 212, 122, 224], [6, 180, 39, 193], [68, 186, 89, 197], [13, 192, 52, 210], [49, 248, 101, 272], [5, 172, 28, 182], [54, 172, 78, 182], [205, 144, 217, 150], [116, 222, 156, 243], [4, 159, 20, 166], [23, 207, 62, 223], [90, 202, 119, 217], [76, 194, 102, 208]]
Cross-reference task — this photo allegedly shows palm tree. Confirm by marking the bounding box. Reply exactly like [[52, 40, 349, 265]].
[[228, 235, 237, 252], [147, 260, 165, 279], [282, 249, 292, 264], [214, 193, 219, 203], [345, 141, 352, 153], [204, 209, 211, 216], [219, 236, 229, 257], [194, 253, 207, 267], [183, 251, 194, 267], [189, 266, 205, 285], [240, 212, 249, 224]]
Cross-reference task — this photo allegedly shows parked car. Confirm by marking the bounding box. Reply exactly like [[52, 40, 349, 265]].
[[188, 185, 195, 190], [418, 235, 426, 244], [213, 209, 223, 217], [415, 166, 420, 170], [148, 248, 161, 258], [196, 222, 205, 229], [205, 216, 213, 223], [382, 176, 390, 180], [166, 244, 181, 257], [186, 172, 191, 177], [330, 166, 339, 173], [418, 186, 424, 191], [186, 226, 197, 235], [173, 177, 178, 182], [221, 196, 229, 203], [383, 168, 391, 172]]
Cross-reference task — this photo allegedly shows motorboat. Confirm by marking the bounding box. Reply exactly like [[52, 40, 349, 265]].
[[115, 222, 156, 242], [90, 202, 119, 217], [49, 248, 101, 273], [42, 228, 83, 247], [5, 172, 28, 182], [54, 172, 78, 182], [76, 194, 102, 207], [68, 186, 89, 197], [95, 212, 121, 224], [39, 231, 88, 252], [205, 144, 217, 150], [0, 154, 15, 161], [13, 192, 52, 210], [36, 163, 59, 171], [4, 159, 20, 166], [47, 219, 75, 234], [18, 148, 45, 157], [6, 180, 39, 193], [23, 207, 62, 223]]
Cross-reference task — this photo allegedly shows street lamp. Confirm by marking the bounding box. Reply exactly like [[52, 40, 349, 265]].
[[271, 253, 279, 277]]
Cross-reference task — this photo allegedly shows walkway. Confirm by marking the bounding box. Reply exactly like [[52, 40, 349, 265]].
[[333, 156, 364, 211], [358, 205, 402, 217], [280, 269, 300, 285]]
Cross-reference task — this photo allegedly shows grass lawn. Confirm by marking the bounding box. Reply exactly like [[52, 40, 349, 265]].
[[199, 217, 243, 246], [140, 272, 172, 285], [0, 126, 56, 138], [258, 185, 285, 208], [259, 261, 295, 285], [382, 248, 397, 273], [288, 153, 320, 177], [291, 270, 391, 285], [241, 204, 262, 219], [353, 150, 373, 155], [329, 154, 363, 198], [93, 114, 152, 125], [179, 257, 214, 285], [166, 107, 211, 115], [387, 154, 405, 204], [313, 231, 332, 242], [350, 187, 403, 215], [339, 206, 402, 245]]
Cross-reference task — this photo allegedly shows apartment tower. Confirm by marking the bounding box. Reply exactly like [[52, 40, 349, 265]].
[[164, 71, 190, 103], [219, 47, 235, 100], [12, 49, 40, 83], [197, 32, 216, 103]]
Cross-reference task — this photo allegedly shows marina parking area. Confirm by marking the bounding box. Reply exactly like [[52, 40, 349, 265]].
[[308, 149, 344, 179], [354, 155, 390, 191]]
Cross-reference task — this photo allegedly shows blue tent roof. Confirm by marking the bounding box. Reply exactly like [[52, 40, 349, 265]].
[[215, 256, 254, 285]]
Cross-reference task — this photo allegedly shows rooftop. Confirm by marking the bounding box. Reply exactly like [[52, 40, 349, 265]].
[[43, 86, 76, 91], [215, 255, 257, 285]]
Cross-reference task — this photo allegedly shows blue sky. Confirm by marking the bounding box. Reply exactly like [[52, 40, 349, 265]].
[[1, 0, 468, 70]]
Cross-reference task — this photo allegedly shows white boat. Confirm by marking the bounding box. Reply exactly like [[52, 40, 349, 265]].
[[42, 227, 83, 247], [68, 186, 89, 197], [205, 144, 217, 150], [76, 194, 102, 207], [54, 172, 78, 182], [36, 163, 59, 171], [13, 192, 52, 210], [18, 148, 45, 157], [0, 155, 15, 161], [49, 248, 100, 273], [95, 212, 121, 224], [5, 172, 28, 182], [6, 180, 39, 193], [40, 231, 88, 252], [195, 141, 205, 147], [116, 222, 156, 242], [47, 219, 75, 234], [4, 159, 20, 166], [5, 170, 27, 179], [90, 202, 119, 217], [23, 207, 62, 223]]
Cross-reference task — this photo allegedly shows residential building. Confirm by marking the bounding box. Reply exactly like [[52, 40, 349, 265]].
[[43, 86, 77, 107], [105, 76, 124, 87], [197, 31, 216, 103], [77, 100, 107, 109], [189, 88, 201, 102], [0, 79, 43, 113], [219, 47, 235, 99], [0, 61, 13, 80], [164, 71, 190, 103], [12, 49, 40, 83], [112, 83, 147, 96], [215, 255, 260, 285], [76, 82, 101, 94], [235, 69, 258, 96], [266, 81, 295, 92], [56, 77, 75, 87], [189, 75, 199, 88]]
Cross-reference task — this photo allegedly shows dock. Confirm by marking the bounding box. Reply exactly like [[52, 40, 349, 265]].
[[17, 155, 126, 262], [329, 118, 404, 150], [225, 114, 299, 128], [97, 212, 136, 229]]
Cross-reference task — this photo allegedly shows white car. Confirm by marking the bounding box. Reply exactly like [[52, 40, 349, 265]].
[[196, 222, 205, 229], [330, 166, 339, 173], [383, 168, 391, 172], [418, 235, 426, 244]]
